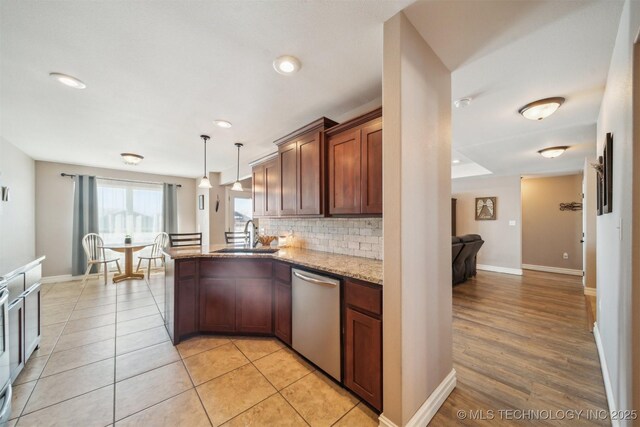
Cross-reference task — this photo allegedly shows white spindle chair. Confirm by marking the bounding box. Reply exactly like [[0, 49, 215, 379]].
[[82, 233, 121, 285], [136, 232, 169, 279]]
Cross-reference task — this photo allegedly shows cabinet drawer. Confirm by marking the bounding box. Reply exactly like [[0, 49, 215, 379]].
[[345, 279, 382, 316], [200, 259, 272, 278], [177, 260, 196, 279], [274, 262, 291, 283]]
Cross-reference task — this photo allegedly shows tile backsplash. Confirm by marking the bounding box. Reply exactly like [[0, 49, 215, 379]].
[[258, 218, 382, 260]]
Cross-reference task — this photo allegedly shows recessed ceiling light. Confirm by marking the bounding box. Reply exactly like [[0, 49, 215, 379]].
[[519, 97, 565, 120], [452, 159, 461, 164], [121, 153, 144, 165], [273, 55, 301, 75], [214, 120, 232, 129], [538, 146, 569, 158], [453, 98, 472, 108], [49, 72, 86, 89]]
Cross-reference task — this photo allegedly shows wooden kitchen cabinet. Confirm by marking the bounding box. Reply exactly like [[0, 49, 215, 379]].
[[275, 117, 338, 216], [273, 262, 292, 345], [326, 108, 382, 216], [252, 162, 265, 217], [343, 278, 383, 411], [199, 278, 236, 332], [251, 156, 279, 218], [236, 279, 272, 334]]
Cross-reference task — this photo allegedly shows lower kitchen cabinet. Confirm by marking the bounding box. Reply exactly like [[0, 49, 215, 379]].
[[8, 298, 24, 382], [274, 281, 292, 345], [23, 282, 41, 360], [236, 279, 272, 334], [199, 278, 236, 333]]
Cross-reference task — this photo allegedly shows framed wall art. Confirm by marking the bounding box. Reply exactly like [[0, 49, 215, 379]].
[[475, 197, 496, 220]]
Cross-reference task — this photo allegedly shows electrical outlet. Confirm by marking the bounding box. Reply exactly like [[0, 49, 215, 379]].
[[563, 252, 569, 260]]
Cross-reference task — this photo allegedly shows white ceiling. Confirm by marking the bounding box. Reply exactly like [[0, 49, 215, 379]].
[[1, 0, 411, 178], [405, 0, 624, 178]]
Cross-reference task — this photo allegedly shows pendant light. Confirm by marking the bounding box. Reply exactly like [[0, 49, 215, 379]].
[[198, 135, 212, 188], [231, 143, 244, 191]]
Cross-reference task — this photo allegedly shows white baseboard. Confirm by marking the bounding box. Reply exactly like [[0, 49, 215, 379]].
[[41, 274, 92, 284], [584, 287, 597, 296], [476, 264, 523, 276], [593, 323, 619, 427], [378, 369, 456, 427], [521, 264, 583, 276]]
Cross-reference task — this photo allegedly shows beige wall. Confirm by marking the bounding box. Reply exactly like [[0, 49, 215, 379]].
[[383, 12, 452, 426], [452, 175, 522, 272], [583, 159, 597, 289], [521, 174, 583, 271], [35, 161, 197, 277], [0, 137, 36, 275], [208, 172, 227, 245]]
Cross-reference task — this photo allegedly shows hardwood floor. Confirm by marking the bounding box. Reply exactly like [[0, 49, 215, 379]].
[[432, 270, 608, 426]]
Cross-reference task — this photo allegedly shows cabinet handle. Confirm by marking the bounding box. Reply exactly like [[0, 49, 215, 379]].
[[293, 271, 337, 287]]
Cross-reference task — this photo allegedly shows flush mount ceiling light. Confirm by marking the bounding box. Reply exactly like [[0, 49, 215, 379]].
[[120, 153, 144, 165], [538, 146, 569, 158], [198, 135, 212, 188], [453, 97, 472, 109], [519, 97, 565, 120], [213, 120, 232, 129], [273, 55, 301, 75], [452, 159, 461, 164], [231, 143, 244, 192], [49, 72, 86, 89]]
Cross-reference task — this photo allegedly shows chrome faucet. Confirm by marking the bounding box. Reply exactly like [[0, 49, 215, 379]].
[[243, 220, 259, 247]]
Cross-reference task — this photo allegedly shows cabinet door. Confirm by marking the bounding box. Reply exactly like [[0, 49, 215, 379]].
[[329, 129, 361, 214], [264, 158, 279, 217], [199, 278, 236, 332], [297, 132, 322, 215], [361, 119, 383, 214], [274, 281, 292, 345], [9, 298, 24, 382], [279, 140, 298, 215], [236, 279, 272, 334], [344, 307, 382, 410], [176, 261, 198, 338], [252, 164, 265, 217], [24, 283, 41, 360]]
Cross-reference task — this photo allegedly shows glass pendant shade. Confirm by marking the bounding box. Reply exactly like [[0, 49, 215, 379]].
[[231, 180, 243, 191], [199, 175, 212, 188]]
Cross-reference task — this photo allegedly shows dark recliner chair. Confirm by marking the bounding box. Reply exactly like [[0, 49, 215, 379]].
[[452, 237, 464, 268], [460, 234, 484, 279]]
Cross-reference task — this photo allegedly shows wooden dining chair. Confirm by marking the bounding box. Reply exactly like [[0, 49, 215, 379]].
[[224, 231, 249, 245], [136, 232, 169, 279], [82, 233, 122, 285], [169, 232, 202, 247]]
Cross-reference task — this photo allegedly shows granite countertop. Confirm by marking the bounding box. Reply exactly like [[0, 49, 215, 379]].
[[164, 245, 382, 285]]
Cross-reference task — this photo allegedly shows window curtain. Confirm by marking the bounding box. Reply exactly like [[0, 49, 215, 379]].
[[72, 175, 99, 276], [163, 183, 178, 234]]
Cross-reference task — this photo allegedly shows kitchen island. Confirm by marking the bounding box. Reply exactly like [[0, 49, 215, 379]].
[[163, 245, 383, 411]]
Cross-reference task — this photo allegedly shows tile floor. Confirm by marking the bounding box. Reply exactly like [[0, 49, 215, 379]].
[[9, 272, 379, 426]]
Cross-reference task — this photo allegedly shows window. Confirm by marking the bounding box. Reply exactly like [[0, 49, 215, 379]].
[[96, 179, 163, 244]]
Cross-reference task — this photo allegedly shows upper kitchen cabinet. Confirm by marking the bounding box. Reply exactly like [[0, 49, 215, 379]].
[[326, 108, 382, 215], [251, 154, 279, 218], [274, 117, 338, 216]]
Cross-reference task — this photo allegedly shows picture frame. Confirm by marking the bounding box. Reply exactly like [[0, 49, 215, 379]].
[[596, 155, 603, 216], [198, 194, 205, 210], [602, 133, 613, 214], [475, 197, 497, 220]]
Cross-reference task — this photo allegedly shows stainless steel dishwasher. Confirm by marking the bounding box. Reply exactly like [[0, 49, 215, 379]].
[[292, 268, 341, 381]]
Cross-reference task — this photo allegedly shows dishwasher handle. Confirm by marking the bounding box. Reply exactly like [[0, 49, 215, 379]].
[[293, 271, 337, 288]]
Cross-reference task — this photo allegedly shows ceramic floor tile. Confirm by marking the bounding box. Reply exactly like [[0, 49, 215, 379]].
[[115, 360, 192, 421], [117, 291, 153, 303], [116, 314, 164, 336], [42, 338, 115, 377], [196, 364, 276, 426], [73, 295, 117, 310], [183, 343, 249, 385], [115, 389, 210, 427], [53, 324, 116, 352], [116, 325, 170, 355], [18, 385, 114, 427], [116, 304, 159, 322], [176, 335, 231, 359], [222, 393, 306, 427], [42, 296, 79, 308], [232, 337, 284, 361], [41, 303, 76, 316], [23, 359, 114, 414], [10, 380, 37, 419], [68, 303, 117, 320], [281, 371, 359, 426], [62, 313, 116, 335], [333, 403, 378, 426], [31, 323, 66, 357], [116, 296, 156, 312], [41, 311, 72, 326], [14, 355, 48, 385], [253, 348, 314, 390], [116, 341, 180, 381]]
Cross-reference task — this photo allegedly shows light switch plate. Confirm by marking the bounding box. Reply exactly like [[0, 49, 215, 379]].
[[508, 220, 516, 226]]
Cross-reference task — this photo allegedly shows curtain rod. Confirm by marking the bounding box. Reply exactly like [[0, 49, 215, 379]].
[[60, 173, 183, 188]]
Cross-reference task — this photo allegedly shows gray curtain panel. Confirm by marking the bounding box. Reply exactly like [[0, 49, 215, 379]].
[[72, 175, 99, 276], [163, 183, 178, 234]]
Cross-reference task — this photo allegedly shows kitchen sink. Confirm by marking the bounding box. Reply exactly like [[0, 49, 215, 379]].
[[212, 247, 280, 254]]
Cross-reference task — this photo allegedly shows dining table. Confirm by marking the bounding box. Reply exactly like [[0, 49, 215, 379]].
[[99, 242, 153, 283]]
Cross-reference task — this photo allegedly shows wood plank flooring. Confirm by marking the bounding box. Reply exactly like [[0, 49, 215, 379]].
[[432, 270, 608, 426]]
